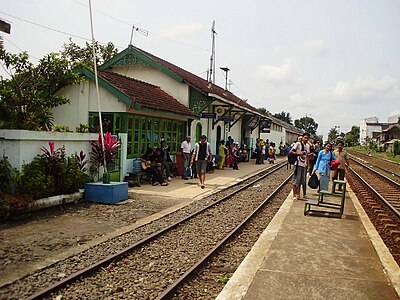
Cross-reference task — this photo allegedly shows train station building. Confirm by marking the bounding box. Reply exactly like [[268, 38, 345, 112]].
[[52, 45, 302, 180]]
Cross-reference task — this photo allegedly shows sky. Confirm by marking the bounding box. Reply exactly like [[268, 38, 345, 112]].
[[1, 0, 399, 139]]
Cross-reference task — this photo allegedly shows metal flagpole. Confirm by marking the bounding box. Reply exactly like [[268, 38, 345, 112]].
[[88, 0, 108, 178]]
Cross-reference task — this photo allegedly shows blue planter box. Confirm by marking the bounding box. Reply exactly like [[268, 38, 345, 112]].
[[84, 182, 128, 204]]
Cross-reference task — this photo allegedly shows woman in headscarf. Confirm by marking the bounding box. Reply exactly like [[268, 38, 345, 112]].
[[314, 142, 336, 192]]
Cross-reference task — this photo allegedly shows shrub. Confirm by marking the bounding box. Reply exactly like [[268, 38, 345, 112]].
[[76, 123, 89, 133], [368, 141, 378, 152], [53, 125, 71, 132], [18, 157, 56, 199], [394, 140, 400, 156], [0, 193, 31, 219], [17, 142, 90, 200], [0, 155, 18, 194]]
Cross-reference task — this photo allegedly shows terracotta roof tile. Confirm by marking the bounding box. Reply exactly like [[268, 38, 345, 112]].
[[98, 70, 195, 116], [135, 47, 261, 114]]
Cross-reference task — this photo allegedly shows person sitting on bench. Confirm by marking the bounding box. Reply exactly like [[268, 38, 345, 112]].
[[158, 140, 175, 181], [141, 148, 169, 186]]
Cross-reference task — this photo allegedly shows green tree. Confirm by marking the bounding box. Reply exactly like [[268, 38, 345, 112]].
[[393, 140, 400, 155], [0, 42, 82, 130], [344, 125, 360, 146], [273, 111, 293, 125], [328, 127, 338, 142], [257, 107, 270, 115], [294, 116, 318, 136], [60, 38, 118, 68]]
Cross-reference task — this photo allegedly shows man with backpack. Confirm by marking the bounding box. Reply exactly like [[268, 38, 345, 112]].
[[289, 132, 310, 201]]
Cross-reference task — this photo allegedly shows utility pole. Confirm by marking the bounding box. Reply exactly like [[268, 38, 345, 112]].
[[220, 67, 230, 91], [208, 20, 217, 83]]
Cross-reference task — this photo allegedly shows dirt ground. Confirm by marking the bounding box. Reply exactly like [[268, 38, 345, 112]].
[[0, 194, 183, 285]]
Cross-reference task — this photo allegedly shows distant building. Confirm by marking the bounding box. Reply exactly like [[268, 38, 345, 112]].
[[359, 114, 400, 145]]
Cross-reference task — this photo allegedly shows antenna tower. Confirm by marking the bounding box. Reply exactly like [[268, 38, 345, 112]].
[[208, 20, 217, 83], [129, 24, 149, 45], [220, 67, 230, 91]]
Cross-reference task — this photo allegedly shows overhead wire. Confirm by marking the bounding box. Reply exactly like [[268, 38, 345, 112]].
[[0, 10, 92, 42], [1, 35, 39, 61], [71, 0, 209, 51]]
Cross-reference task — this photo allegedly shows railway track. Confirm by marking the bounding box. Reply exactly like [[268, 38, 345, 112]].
[[2, 162, 292, 300], [347, 158, 400, 266], [348, 150, 400, 183], [170, 179, 292, 300]]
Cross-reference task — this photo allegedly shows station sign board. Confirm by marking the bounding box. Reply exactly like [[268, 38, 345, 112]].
[[220, 116, 234, 122], [201, 113, 216, 119]]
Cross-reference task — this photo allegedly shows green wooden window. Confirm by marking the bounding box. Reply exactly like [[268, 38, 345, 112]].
[[89, 112, 185, 158], [89, 112, 121, 134], [126, 116, 185, 158]]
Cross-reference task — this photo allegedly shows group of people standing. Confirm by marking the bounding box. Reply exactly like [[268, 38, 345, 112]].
[[290, 133, 349, 201], [255, 138, 277, 165], [142, 133, 350, 194], [218, 137, 243, 170], [181, 135, 246, 189]]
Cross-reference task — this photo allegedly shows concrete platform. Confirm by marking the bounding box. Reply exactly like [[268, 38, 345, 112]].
[[127, 160, 275, 200], [216, 185, 400, 299], [127, 158, 399, 299]]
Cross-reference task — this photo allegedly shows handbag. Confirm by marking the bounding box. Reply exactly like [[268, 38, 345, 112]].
[[185, 166, 192, 178], [329, 159, 340, 170], [329, 151, 340, 170], [308, 172, 319, 189]]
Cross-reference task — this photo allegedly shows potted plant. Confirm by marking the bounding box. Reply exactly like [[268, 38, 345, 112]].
[[85, 133, 127, 204], [89, 132, 121, 183]]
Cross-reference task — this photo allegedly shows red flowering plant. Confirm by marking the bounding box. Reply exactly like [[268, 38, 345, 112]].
[[41, 141, 66, 168], [89, 132, 120, 180], [75, 150, 88, 172]]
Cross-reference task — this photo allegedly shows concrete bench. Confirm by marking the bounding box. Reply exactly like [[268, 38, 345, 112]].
[[304, 180, 347, 218]]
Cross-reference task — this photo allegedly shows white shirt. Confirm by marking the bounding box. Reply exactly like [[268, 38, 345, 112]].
[[180, 140, 191, 154], [293, 141, 309, 168]]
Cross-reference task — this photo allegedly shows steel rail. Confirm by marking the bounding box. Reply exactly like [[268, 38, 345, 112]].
[[348, 164, 400, 219], [156, 173, 292, 300], [350, 158, 400, 188], [27, 161, 288, 300], [348, 150, 400, 166], [349, 152, 400, 179]]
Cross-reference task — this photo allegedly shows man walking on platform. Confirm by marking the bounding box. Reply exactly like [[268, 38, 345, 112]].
[[180, 135, 192, 180], [332, 140, 349, 183], [191, 135, 212, 189], [290, 132, 310, 201]]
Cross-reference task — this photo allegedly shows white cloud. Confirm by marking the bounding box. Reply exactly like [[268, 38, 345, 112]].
[[389, 110, 400, 117], [273, 46, 285, 56], [258, 58, 295, 81], [289, 92, 311, 104], [302, 39, 327, 56], [160, 23, 203, 39], [333, 75, 400, 103]]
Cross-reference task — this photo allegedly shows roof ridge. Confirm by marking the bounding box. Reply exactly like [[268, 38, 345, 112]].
[[99, 69, 159, 88], [131, 46, 256, 109]]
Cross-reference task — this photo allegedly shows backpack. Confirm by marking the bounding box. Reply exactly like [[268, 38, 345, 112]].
[[288, 142, 305, 165]]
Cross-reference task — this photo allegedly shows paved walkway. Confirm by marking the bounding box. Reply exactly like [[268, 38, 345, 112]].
[[129, 158, 399, 299], [128, 159, 274, 200], [216, 185, 400, 299]]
